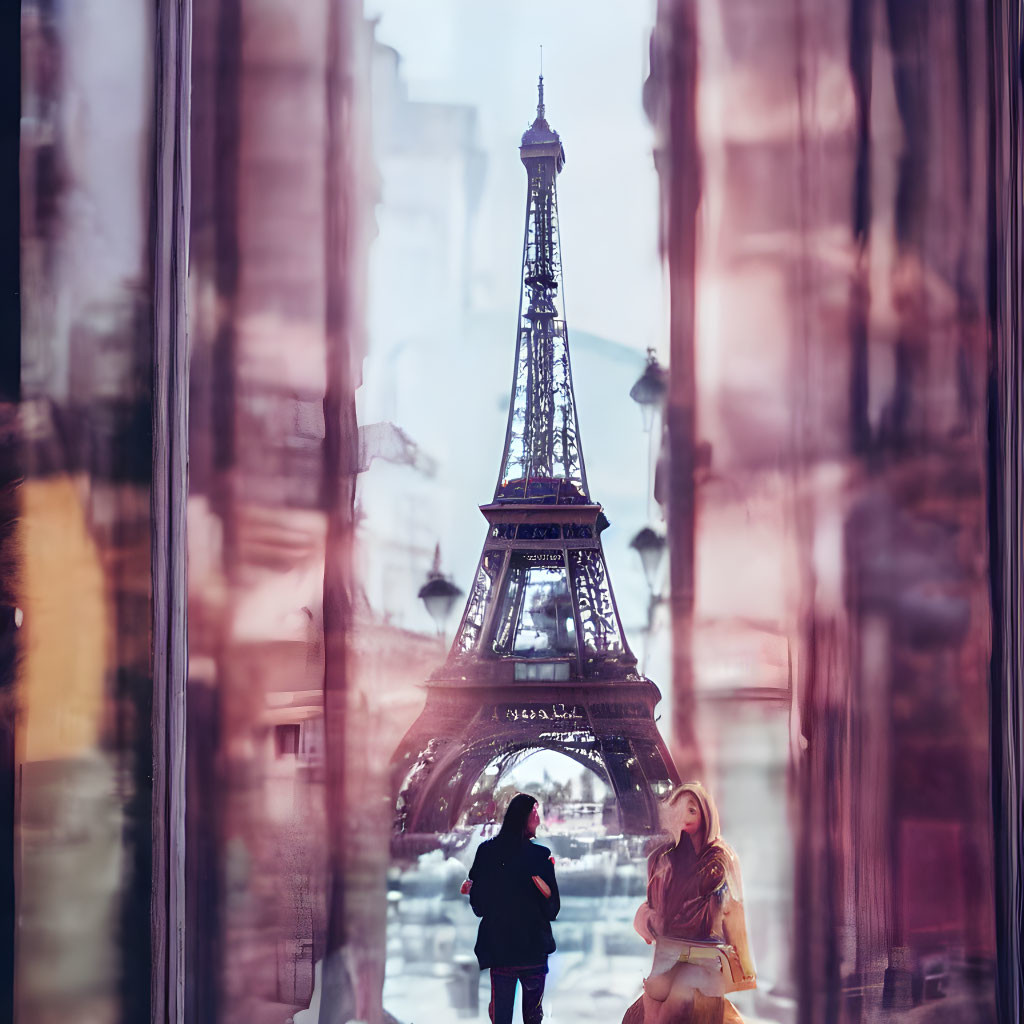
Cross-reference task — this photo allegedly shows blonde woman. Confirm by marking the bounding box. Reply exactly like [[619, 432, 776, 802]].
[[623, 783, 756, 1024]]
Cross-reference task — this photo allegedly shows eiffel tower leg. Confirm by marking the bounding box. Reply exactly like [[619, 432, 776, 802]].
[[444, 748, 494, 830], [395, 738, 500, 834], [391, 714, 461, 834], [391, 726, 444, 798], [407, 759, 459, 833], [595, 735, 665, 835], [631, 736, 681, 793]]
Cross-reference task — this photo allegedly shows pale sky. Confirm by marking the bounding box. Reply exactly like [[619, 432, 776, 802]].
[[365, 0, 665, 357]]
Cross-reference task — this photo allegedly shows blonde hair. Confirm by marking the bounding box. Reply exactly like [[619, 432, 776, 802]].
[[662, 781, 722, 853]]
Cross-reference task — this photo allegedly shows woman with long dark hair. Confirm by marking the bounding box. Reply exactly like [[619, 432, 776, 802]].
[[467, 793, 560, 1024]]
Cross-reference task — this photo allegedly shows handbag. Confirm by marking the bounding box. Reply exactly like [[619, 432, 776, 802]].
[[675, 938, 756, 993]]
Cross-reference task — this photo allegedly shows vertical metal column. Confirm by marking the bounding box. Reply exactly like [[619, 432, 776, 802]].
[[151, 2, 192, 1021]]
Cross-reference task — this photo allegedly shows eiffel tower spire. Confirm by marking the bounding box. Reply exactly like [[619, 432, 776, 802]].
[[391, 84, 678, 843], [495, 77, 587, 503]]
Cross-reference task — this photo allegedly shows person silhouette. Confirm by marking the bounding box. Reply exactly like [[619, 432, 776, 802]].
[[624, 782, 755, 1024], [466, 793, 560, 1024]]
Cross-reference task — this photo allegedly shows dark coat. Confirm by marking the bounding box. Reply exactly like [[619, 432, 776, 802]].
[[468, 836, 560, 969]]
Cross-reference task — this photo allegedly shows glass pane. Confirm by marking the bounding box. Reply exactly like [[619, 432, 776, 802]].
[[15, 3, 158, 1021], [510, 565, 575, 656]]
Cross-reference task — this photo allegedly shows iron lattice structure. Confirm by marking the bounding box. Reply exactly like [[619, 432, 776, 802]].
[[496, 79, 587, 504], [393, 81, 678, 845]]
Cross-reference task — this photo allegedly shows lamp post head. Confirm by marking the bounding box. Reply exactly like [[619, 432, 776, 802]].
[[629, 349, 668, 431], [418, 544, 463, 634], [630, 526, 667, 590]]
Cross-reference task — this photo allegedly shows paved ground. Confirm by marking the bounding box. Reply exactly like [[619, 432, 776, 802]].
[[286, 956, 992, 1024], [382, 951, 781, 1024]]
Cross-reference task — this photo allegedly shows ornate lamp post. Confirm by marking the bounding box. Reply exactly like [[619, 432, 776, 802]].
[[630, 353, 669, 673], [630, 526, 667, 676], [417, 544, 462, 636], [630, 350, 668, 523]]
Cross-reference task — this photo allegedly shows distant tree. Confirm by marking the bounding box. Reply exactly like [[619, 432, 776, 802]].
[[492, 783, 520, 818]]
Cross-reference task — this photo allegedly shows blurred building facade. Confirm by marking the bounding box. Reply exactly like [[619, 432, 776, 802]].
[[647, 0, 1002, 1021], [188, 14, 497, 1023], [15, 2, 175, 1022], [187, 1, 373, 1021]]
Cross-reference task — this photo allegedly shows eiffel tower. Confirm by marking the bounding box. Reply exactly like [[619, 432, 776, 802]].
[[392, 79, 678, 841]]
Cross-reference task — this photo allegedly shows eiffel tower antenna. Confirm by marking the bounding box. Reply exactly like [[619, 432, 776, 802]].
[[537, 49, 545, 120]]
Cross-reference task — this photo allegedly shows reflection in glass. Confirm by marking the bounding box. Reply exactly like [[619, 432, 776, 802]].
[[492, 557, 576, 658], [511, 566, 575, 655]]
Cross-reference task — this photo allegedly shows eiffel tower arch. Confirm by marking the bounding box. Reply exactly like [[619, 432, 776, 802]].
[[392, 79, 678, 844]]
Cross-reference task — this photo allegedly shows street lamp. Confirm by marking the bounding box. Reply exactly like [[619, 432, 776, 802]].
[[630, 527, 667, 677], [630, 350, 667, 523], [630, 527, 667, 591], [629, 348, 668, 432], [418, 544, 463, 636]]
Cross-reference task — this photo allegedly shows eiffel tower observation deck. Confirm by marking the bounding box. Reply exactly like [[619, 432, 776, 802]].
[[392, 80, 678, 842]]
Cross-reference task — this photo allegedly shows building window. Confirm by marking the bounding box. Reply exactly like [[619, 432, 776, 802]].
[[275, 723, 300, 757]]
